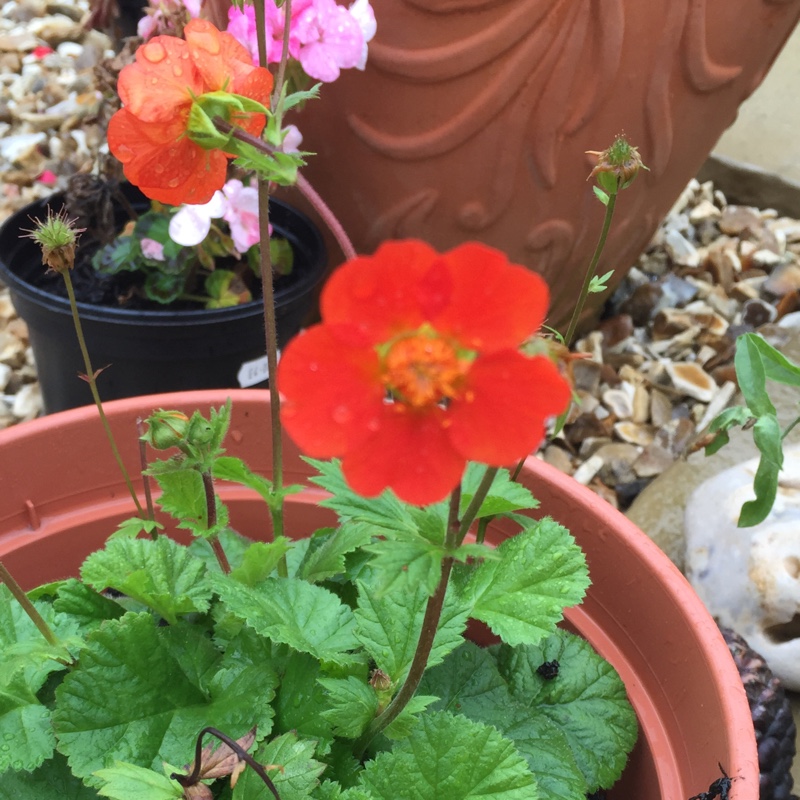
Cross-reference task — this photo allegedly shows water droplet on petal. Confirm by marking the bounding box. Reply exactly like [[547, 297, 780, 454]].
[[142, 41, 167, 63], [332, 405, 352, 424], [167, 177, 180, 188], [154, 163, 164, 174], [308, 362, 319, 372]]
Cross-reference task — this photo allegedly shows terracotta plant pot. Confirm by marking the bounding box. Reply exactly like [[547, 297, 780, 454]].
[[0, 389, 758, 799], [292, 0, 800, 330], [0, 191, 326, 414]]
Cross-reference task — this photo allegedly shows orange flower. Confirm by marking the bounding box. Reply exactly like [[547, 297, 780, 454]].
[[107, 19, 273, 206], [278, 241, 572, 505]]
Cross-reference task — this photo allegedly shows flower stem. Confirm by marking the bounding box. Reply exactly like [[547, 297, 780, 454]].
[[563, 191, 618, 347], [201, 471, 230, 574], [62, 270, 145, 518], [0, 561, 60, 647], [253, 0, 288, 579], [136, 418, 157, 537], [272, 0, 292, 107], [354, 471, 497, 757]]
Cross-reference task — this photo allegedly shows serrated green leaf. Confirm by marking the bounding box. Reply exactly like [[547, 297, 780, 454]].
[[0, 694, 54, 774], [212, 575, 360, 666], [382, 695, 437, 740], [230, 540, 292, 586], [361, 537, 446, 598], [109, 516, 162, 540], [54, 613, 277, 784], [496, 629, 637, 792], [739, 413, 784, 527], [466, 519, 589, 647], [306, 459, 420, 536], [354, 579, 469, 683], [359, 711, 537, 799], [213, 456, 275, 507], [460, 464, 539, 520], [80, 537, 211, 625], [94, 762, 182, 800], [300, 524, 374, 583], [233, 732, 326, 800], [153, 470, 208, 529], [0, 751, 98, 799], [53, 580, 125, 627], [274, 651, 334, 742], [318, 676, 377, 738]]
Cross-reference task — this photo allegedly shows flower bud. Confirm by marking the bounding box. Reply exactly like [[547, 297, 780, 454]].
[[586, 135, 646, 195], [142, 410, 191, 450], [23, 207, 84, 273]]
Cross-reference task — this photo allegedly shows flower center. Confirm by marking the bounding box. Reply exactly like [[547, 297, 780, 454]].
[[382, 334, 467, 408]]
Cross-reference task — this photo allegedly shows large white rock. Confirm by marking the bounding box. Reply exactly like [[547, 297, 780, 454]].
[[685, 445, 800, 688]]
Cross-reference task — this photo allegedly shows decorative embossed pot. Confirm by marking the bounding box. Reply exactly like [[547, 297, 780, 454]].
[[292, 0, 800, 330], [0, 389, 758, 799]]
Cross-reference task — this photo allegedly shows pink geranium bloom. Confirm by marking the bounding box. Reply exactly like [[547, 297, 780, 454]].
[[140, 237, 166, 261], [221, 179, 261, 254]]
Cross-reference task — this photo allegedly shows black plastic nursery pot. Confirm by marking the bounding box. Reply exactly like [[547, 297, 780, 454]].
[[0, 190, 327, 413]]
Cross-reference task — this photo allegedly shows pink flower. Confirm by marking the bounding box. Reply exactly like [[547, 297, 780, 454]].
[[141, 237, 166, 261], [221, 179, 261, 253], [169, 191, 227, 247]]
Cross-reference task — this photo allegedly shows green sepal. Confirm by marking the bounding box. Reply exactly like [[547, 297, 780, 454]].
[[464, 517, 589, 647], [592, 186, 610, 206]]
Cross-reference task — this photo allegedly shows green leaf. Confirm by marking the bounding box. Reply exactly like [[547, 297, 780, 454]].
[[705, 406, 756, 455], [0, 689, 54, 775], [0, 752, 98, 798], [739, 413, 784, 527], [465, 519, 589, 647], [230, 540, 292, 586], [362, 537, 446, 598], [588, 270, 614, 294], [213, 456, 276, 507], [94, 762, 182, 800], [300, 524, 374, 584], [318, 676, 377, 738], [497, 629, 638, 793], [109, 516, 162, 540], [153, 470, 208, 529], [459, 464, 539, 520], [382, 695, 438, 740], [212, 575, 360, 666], [80, 537, 211, 625], [53, 580, 125, 627], [354, 578, 469, 683], [592, 186, 610, 206], [359, 711, 537, 799], [744, 331, 800, 388], [735, 333, 776, 418], [233, 732, 326, 800], [54, 613, 277, 784], [420, 642, 585, 800], [274, 651, 334, 742]]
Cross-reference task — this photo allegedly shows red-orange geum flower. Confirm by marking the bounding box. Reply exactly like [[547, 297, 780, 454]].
[[278, 241, 572, 505], [107, 19, 273, 206]]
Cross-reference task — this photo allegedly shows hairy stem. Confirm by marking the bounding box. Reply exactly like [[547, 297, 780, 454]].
[[455, 466, 499, 546], [201, 471, 230, 574], [0, 561, 60, 647], [62, 270, 145, 518], [272, 0, 292, 107], [563, 191, 618, 347], [136, 418, 157, 537]]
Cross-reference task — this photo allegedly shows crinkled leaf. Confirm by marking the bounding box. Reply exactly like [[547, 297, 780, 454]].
[[94, 762, 182, 800], [361, 537, 446, 598], [233, 732, 325, 800], [188, 528, 254, 574], [230, 540, 292, 586], [359, 711, 536, 799], [54, 613, 277, 784], [306, 459, 420, 536], [211, 575, 360, 666], [740, 413, 784, 527], [496, 628, 637, 792], [80, 537, 211, 625], [152, 470, 208, 529], [213, 456, 275, 507], [53, 579, 125, 627], [314, 782, 376, 800], [300, 524, 374, 584], [109, 516, 162, 540], [354, 578, 468, 683], [0, 686, 54, 774], [0, 752, 98, 798], [274, 651, 334, 742], [318, 676, 377, 739], [382, 695, 438, 740], [465, 518, 589, 647]]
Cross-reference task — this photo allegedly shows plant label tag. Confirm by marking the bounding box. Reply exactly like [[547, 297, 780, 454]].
[[237, 351, 280, 388]]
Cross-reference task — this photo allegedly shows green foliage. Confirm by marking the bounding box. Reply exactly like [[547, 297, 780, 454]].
[[458, 464, 539, 520], [588, 269, 614, 295], [80, 537, 211, 625], [359, 711, 537, 799], [94, 762, 182, 800], [0, 752, 98, 799], [299, 524, 374, 584], [464, 518, 590, 647], [707, 332, 800, 525]]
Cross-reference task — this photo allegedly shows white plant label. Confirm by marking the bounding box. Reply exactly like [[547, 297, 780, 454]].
[[237, 350, 280, 388]]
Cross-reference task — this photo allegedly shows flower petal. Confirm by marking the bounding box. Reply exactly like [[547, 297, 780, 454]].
[[446, 351, 571, 464], [342, 407, 466, 505], [321, 240, 439, 342], [431, 243, 551, 352], [279, 325, 385, 458]]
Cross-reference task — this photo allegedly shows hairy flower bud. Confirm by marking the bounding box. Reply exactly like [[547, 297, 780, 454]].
[[142, 410, 191, 450], [23, 207, 84, 273], [586, 135, 646, 195]]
